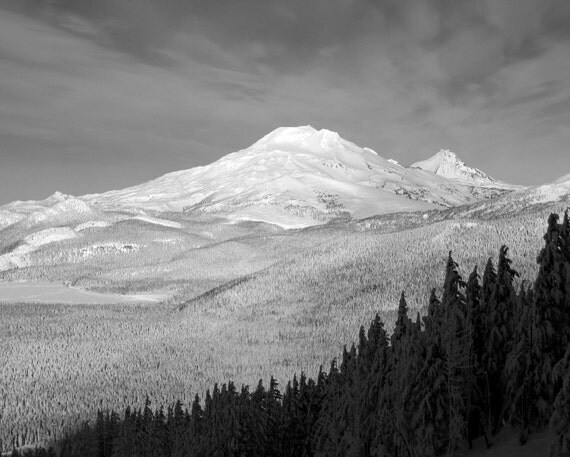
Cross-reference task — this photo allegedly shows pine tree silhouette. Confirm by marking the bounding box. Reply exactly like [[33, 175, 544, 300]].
[[551, 344, 570, 457]]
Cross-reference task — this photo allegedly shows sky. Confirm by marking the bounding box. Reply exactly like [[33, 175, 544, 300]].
[[1, 0, 569, 205]]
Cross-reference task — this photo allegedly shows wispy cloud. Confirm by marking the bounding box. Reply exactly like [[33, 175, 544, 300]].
[[1, 0, 569, 203]]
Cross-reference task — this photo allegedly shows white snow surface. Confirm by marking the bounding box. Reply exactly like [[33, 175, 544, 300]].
[[2, 191, 71, 214], [554, 173, 570, 188], [529, 184, 570, 203], [0, 227, 79, 271], [24, 227, 79, 247], [79, 242, 139, 258], [0, 282, 169, 304], [1, 192, 98, 228], [0, 210, 25, 230], [132, 215, 182, 228], [83, 126, 516, 227]]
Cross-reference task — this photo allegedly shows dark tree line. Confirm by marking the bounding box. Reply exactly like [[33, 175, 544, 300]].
[[10, 212, 570, 457]]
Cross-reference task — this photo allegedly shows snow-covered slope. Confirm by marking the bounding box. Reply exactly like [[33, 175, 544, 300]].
[[451, 177, 570, 219], [554, 173, 570, 189], [0, 191, 98, 229], [0, 227, 79, 271], [0, 210, 25, 230], [410, 149, 510, 187], [84, 126, 515, 227]]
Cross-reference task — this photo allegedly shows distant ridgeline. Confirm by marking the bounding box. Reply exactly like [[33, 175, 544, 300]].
[[9, 212, 570, 457]]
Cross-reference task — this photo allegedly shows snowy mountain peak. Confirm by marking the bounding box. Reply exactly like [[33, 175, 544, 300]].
[[250, 126, 351, 154], [412, 149, 466, 172], [435, 148, 458, 160], [46, 191, 71, 203], [410, 149, 498, 186]]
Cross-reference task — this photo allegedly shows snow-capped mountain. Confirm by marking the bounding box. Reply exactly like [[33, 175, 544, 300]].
[[82, 126, 516, 228], [0, 125, 567, 274], [2, 125, 565, 231], [410, 149, 500, 186]]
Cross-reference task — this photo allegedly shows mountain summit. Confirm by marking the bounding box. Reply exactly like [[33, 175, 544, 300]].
[[410, 149, 498, 185], [250, 125, 352, 153], [81, 126, 516, 227]]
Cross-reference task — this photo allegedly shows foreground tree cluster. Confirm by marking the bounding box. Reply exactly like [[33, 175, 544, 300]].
[[10, 212, 570, 457]]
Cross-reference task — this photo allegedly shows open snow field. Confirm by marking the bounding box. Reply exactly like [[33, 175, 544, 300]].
[[0, 282, 168, 304]]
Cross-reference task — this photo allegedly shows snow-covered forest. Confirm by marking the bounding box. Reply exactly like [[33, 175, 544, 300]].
[[7, 211, 570, 457]]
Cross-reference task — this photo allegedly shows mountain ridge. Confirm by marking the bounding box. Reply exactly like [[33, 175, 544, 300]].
[[410, 149, 500, 186], [0, 126, 567, 231], [78, 126, 519, 227]]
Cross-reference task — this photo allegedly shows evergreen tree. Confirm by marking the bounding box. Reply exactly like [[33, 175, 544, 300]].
[[147, 406, 167, 457], [481, 258, 497, 306], [392, 292, 411, 348], [386, 293, 418, 457], [411, 331, 448, 457], [466, 266, 483, 365], [313, 358, 346, 457], [169, 400, 190, 457], [112, 407, 137, 457], [535, 212, 570, 363], [465, 265, 492, 446], [281, 375, 306, 457], [504, 283, 535, 439], [551, 344, 570, 457], [479, 259, 497, 391], [69, 422, 97, 457], [265, 376, 282, 457], [506, 212, 570, 434], [424, 287, 443, 339], [360, 315, 390, 457], [485, 246, 518, 432], [338, 344, 359, 457], [440, 253, 470, 455]]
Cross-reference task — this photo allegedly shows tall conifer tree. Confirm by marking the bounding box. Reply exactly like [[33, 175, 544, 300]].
[[534, 213, 570, 363], [440, 253, 470, 454], [485, 246, 518, 432], [551, 344, 570, 457]]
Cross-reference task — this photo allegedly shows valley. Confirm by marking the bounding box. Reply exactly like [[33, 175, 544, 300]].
[[1, 201, 568, 451]]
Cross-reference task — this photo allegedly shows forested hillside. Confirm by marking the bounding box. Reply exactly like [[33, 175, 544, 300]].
[[7, 211, 570, 457], [3, 207, 564, 453]]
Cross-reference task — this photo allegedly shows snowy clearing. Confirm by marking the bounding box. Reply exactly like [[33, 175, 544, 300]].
[[24, 227, 79, 247], [132, 215, 182, 228], [0, 282, 169, 304], [79, 242, 139, 258]]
